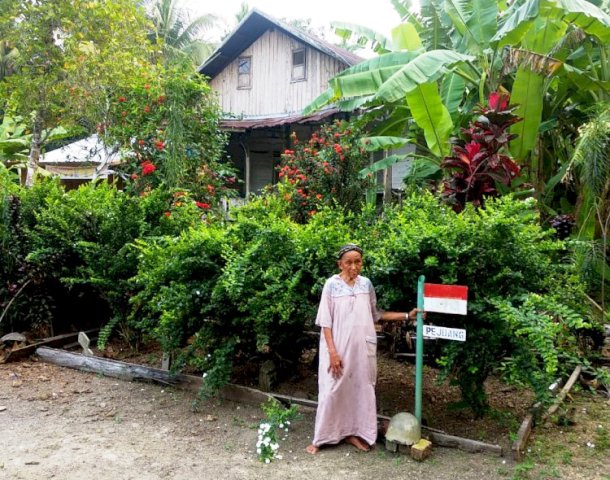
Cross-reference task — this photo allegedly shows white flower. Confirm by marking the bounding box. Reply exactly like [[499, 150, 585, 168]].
[[285, 428, 289, 432], [257, 448, 261, 454], [272, 443, 279, 451], [202, 372, 207, 378], [196, 290, 201, 295], [286, 421, 290, 425], [279, 423, 284, 429], [265, 459, 270, 464]]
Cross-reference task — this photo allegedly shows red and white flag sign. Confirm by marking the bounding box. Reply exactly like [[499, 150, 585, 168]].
[[423, 283, 468, 315]]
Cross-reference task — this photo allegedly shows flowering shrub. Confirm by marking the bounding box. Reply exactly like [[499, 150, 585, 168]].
[[256, 399, 299, 463], [441, 92, 522, 212], [105, 64, 237, 216], [277, 120, 373, 222]]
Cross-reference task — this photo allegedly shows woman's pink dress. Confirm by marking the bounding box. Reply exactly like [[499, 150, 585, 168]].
[[312, 274, 381, 447]]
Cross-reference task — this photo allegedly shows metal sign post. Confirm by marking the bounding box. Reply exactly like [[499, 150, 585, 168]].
[[414, 278, 469, 425], [415, 275, 425, 424]]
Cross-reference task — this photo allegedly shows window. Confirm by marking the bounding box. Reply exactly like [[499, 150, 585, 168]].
[[291, 48, 306, 81], [237, 56, 251, 89]]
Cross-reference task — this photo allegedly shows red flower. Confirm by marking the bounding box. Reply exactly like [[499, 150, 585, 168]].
[[308, 210, 317, 216], [118, 96, 127, 102], [334, 133, 340, 138], [144, 105, 151, 113], [164, 211, 171, 217], [196, 201, 211, 209], [130, 173, 139, 180], [154, 140, 165, 151], [144, 84, 151, 90], [207, 184, 215, 194], [333, 144, 343, 154], [157, 95, 165, 104], [316, 193, 322, 200], [138, 139, 145, 146], [141, 160, 156, 176]]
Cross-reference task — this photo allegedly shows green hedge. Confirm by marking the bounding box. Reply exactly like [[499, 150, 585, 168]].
[[0, 175, 600, 413]]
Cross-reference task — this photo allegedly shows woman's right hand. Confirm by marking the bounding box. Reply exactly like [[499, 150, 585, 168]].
[[328, 351, 343, 379]]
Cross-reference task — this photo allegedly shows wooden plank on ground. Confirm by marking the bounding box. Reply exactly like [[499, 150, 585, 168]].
[[36, 346, 503, 456], [511, 413, 534, 461], [2, 330, 98, 363], [543, 365, 582, 421]]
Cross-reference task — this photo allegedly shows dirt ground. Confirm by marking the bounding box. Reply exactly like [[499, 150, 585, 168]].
[[1, 359, 608, 480]]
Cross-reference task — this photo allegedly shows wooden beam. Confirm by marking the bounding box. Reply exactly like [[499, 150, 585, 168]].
[[426, 431, 503, 456], [543, 365, 582, 421], [511, 413, 534, 461], [36, 346, 503, 456]]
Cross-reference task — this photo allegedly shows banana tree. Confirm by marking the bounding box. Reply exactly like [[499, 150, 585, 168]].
[[492, 0, 610, 198], [306, 0, 610, 198]]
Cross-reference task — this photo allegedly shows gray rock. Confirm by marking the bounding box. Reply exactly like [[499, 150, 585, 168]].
[[1, 333, 26, 343]]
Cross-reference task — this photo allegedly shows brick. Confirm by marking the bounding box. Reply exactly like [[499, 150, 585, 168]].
[[410, 439, 433, 461]]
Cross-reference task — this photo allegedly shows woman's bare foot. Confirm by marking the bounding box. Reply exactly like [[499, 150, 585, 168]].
[[344, 436, 370, 452], [305, 444, 319, 454]]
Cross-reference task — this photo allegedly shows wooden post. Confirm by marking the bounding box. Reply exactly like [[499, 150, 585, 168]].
[[383, 151, 392, 204], [240, 141, 251, 197]]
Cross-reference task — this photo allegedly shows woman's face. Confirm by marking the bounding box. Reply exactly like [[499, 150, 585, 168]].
[[337, 250, 363, 282]]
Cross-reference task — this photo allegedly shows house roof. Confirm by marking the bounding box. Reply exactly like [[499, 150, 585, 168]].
[[198, 8, 363, 79], [40, 135, 120, 165], [40, 134, 120, 179], [220, 107, 339, 130]]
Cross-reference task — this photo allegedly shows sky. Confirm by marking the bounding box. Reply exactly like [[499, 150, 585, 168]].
[[183, 0, 402, 44]]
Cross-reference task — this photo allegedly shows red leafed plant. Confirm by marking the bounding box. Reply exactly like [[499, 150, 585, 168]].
[[441, 92, 522, 212]]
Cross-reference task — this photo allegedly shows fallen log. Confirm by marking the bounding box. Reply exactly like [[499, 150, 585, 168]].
[[35, 347, 273, 406], [37, 347, 504, 456], [2, 330, 98, 363]]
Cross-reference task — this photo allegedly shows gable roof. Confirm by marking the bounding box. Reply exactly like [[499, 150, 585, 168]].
[[199, 8, 362, 79]]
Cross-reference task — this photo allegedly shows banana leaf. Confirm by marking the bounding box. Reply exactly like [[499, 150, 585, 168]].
[[375, 50, 475, 103], [441, 72, 466, 117], [493, 0, 610, 46], [331, 22, 392, 54], [406, 83, 453, 157], [359, 136, 411, 152], [510, 67, 544, 160], [358, 153, 409, 178]]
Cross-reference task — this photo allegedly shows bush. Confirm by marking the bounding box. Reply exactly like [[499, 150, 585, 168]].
[[277, 120, 372, 222], [0, 173, 64, 335], [23, 182, 145, 336]]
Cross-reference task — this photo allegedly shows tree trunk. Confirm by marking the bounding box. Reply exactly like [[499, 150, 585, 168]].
[[25, 111, 43, 187]]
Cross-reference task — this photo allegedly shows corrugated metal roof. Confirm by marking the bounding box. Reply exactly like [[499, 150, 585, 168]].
[[199, 9, 362, 79], [220, 108, 339, 130], [40, 135, 120, 165]]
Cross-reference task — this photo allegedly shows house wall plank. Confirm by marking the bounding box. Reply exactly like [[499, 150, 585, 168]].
[[210, 29, 347, 117]]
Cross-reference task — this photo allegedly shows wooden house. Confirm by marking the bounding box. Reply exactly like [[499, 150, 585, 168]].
[[198, 9, 363, 196]]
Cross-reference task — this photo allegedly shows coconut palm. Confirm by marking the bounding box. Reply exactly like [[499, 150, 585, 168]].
[[145, 0, 217, 66]]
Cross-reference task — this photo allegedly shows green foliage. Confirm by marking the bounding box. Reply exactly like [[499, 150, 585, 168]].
[[494, 293, 592, 402]]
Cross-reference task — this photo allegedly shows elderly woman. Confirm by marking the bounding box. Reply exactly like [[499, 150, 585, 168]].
[[306, 244, 419, 454]]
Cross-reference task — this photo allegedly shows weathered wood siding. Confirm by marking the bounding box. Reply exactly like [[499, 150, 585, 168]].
[[210, 29, 347, 117]]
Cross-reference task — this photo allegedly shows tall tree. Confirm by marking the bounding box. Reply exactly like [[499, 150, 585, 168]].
[[0, 0, 154, 186], [145, 0, 217, 66]]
